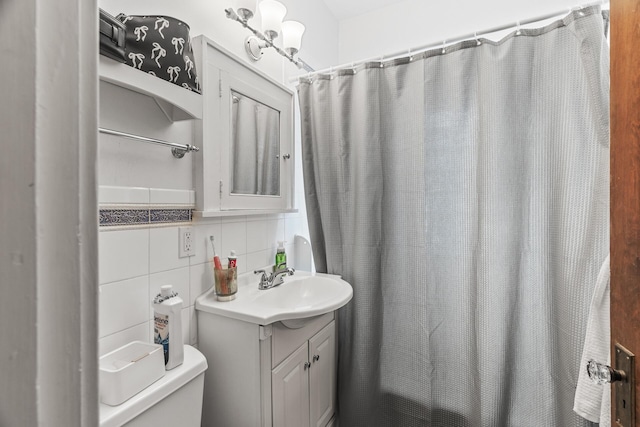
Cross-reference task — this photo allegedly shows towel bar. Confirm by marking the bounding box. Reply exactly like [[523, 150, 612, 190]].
[[99, 127, 200, 159]]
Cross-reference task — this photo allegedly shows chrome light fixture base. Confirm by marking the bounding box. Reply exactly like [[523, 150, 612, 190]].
[[225, 8, 314, 72], [245, 36, 266, 61], [236, 8, 254, 21], [264, 30, 278, 41]]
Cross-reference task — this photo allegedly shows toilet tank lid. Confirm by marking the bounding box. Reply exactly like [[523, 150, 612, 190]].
[[99, 345, 208, 427]]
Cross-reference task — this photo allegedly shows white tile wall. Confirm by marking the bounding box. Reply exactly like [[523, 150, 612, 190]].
[[266, 217, 286, 251], [98, 185, 194, 207], [98, 200, 311, 356], [189, 262, 213, 307], [246, 218, 268, 253], [150, 227, 190, 273], [99, 228, 149, 284], [99, 322, 149, 356], [191, 219, 222, 265], [99, 185, 150, 205], [149, 188, 195, 205], [189, 306, 198, 345], [220, 220, 247, 257], [246, 250, 271, 271], [99, 275, 149, 337]]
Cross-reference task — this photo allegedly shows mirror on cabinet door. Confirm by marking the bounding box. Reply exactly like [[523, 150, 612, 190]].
[[230, 90, 280, 197], [193, 35, 294, 215]]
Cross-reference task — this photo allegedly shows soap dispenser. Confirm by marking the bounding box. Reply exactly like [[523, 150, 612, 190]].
[[275, 241, 287, 269]]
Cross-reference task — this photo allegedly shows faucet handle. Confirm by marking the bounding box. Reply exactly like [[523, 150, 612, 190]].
[[254, 269, 272, 289], [254, 269, 268, 279]]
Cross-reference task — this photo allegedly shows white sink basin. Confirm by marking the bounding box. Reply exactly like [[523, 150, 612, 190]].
[[195, 271, 353, 325]]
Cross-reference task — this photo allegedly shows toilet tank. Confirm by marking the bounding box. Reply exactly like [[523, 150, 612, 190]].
[[100, 345, 208, 427]]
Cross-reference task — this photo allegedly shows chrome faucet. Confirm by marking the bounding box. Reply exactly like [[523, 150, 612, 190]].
[[254, 267, 295, 290]]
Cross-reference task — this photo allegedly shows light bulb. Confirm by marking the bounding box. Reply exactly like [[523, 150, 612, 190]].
[[259, 0, 287, 40], [281, 21, 305, 56]]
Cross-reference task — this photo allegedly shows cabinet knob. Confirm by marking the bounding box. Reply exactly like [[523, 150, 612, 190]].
[[313, 355, 320, 362], [282, 153, 291, 160], [304, 362, 311, 370]]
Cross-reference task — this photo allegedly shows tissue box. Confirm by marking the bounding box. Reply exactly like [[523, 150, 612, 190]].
[[99, 341, 165, 406]]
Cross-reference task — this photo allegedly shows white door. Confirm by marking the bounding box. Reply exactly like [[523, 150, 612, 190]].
[[309, 321, 336, 427], [272, 342, 310, 427]]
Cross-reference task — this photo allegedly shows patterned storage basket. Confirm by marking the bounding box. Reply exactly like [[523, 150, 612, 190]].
[[116, 14, 201, 93]]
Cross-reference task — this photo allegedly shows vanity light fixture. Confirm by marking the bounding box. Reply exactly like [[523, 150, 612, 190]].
[[225, 0, 313, 71]]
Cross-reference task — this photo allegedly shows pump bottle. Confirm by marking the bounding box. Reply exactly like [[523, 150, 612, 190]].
[[275, 241, 287, 269]]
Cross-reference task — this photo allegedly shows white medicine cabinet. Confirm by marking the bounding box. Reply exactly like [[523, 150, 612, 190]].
[[193, 36, 295, 216]]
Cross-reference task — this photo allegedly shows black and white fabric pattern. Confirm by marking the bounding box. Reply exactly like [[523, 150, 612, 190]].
[[117, 14, 201, 94]]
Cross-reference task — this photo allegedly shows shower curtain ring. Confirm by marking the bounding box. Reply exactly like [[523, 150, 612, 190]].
[[516, 21, 522, 35], [474, 31, 481, 46], [442, 40, 446, 54]]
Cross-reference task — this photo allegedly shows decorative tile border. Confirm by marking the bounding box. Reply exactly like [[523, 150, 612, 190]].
[[99, 208, 192, 227], [150, 209, 192, 224], [100, 209, 149, 227]]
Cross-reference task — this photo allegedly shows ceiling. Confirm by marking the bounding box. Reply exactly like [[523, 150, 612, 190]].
[[321, 0, 406, 20]]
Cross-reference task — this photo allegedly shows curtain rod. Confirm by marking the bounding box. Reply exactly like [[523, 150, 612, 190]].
[[289, 0, 608, 83]]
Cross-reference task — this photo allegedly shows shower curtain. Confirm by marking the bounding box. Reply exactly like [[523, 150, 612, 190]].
[[298, 7, 609, 427]]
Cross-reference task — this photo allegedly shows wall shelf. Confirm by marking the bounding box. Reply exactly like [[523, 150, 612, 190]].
[[99, 56, 203, 122]]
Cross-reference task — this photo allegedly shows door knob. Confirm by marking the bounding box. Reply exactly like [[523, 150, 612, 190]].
[[591, 344, 636, 427], [587, 359, 626, 384]]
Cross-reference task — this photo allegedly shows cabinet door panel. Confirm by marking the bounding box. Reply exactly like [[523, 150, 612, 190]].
[[272, 343, 310, 427], [271, 312, 334, 369], [309, 321, 336, 427]]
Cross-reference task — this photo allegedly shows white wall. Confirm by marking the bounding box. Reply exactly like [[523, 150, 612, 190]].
[[96, 0, 338, 355], [338, 0, 592, 63]]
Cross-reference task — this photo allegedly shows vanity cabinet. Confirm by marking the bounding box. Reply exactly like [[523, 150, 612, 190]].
[[272, 321, 336, 427], [192, 36, 295, 216], [196, 311, 337, 427]]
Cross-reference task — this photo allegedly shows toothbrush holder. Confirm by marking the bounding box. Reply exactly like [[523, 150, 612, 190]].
[[213, 265, 237, 301]]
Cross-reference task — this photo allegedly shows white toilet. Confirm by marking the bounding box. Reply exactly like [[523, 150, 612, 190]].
[[99, 345, 208, 427]]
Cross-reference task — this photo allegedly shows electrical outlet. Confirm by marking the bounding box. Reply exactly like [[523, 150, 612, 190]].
[[179, 226, 195, 258]]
